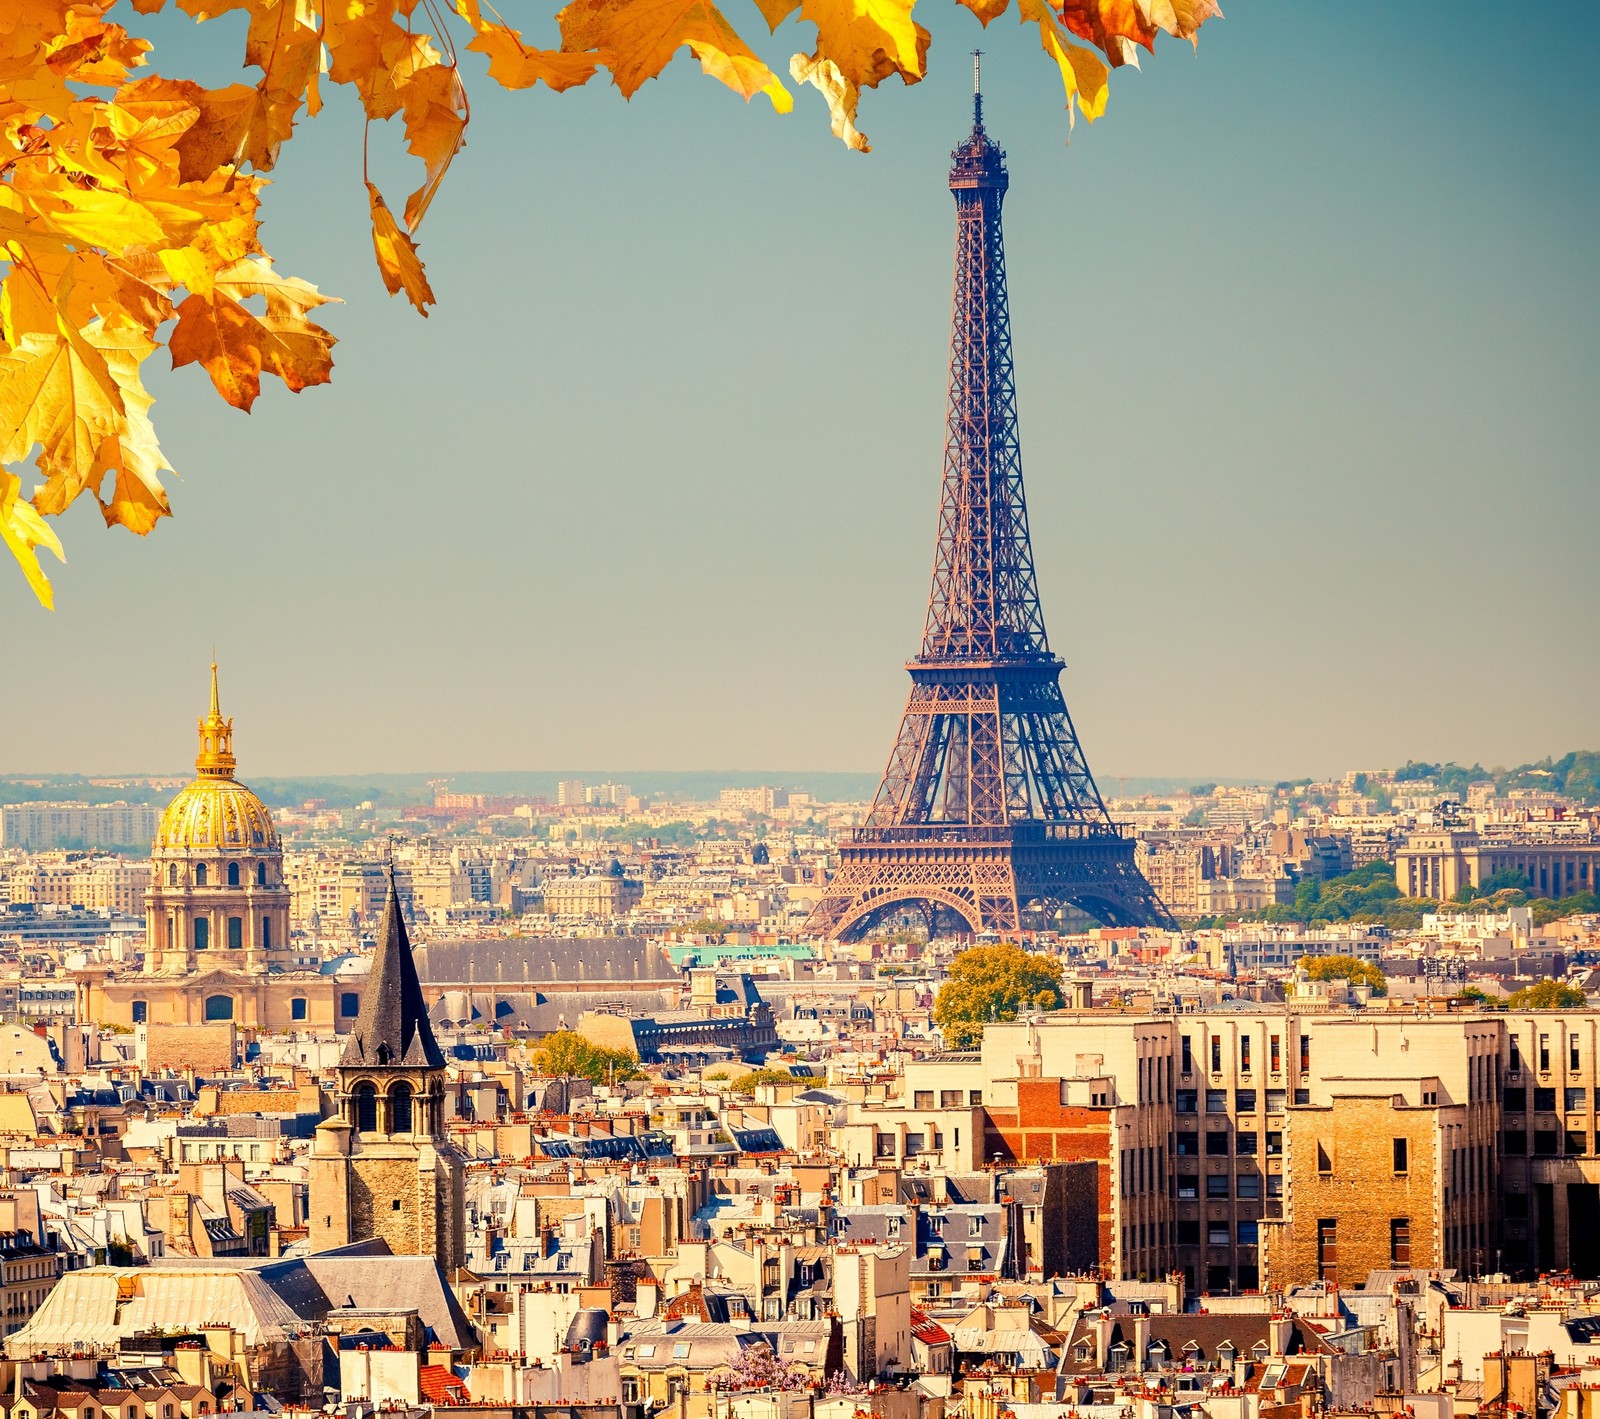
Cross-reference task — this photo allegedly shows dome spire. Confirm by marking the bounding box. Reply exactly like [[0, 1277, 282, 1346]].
[[196, 660, 236, 779]]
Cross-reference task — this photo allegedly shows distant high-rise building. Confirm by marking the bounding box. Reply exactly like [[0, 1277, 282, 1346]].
[[556, 779, 586, 807], [0, 802, 160, 850], [719, 786, 786, 816]]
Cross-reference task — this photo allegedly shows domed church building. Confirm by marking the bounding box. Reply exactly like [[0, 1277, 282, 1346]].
[[145, 664, 292, 975], [77, 667, 349, 1035]]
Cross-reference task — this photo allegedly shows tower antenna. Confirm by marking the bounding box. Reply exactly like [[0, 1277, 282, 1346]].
[[972, 48, 983, 129]]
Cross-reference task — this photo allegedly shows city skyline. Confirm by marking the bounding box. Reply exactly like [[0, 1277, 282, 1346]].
[[4, 2, 1595, 779]]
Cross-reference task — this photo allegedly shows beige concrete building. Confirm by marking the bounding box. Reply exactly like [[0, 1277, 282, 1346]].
[[1395, 828, 1600, 900]]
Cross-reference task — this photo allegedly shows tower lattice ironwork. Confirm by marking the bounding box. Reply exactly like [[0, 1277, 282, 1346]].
[[807, 76, 1173, 941]]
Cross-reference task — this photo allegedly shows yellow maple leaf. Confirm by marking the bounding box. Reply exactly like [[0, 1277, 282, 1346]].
[[757, 0, 927, 92], [168, 256, 338, 411], [0, 325, 126, 500], [1018, 0, 1109, 125], [789, 53, 867, 152], [558, 0, 791, 111], [366, 181, 435, 314], [0, 470, 65, 609]]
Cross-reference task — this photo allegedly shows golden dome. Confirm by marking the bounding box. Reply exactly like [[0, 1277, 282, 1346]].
[[153, 663, 281, 855]]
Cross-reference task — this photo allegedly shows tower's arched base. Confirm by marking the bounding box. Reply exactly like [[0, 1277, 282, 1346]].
[[807, 826, 1174, 941]]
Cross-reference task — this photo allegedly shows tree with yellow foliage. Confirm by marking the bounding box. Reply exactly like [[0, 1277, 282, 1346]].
[[0, 0, 1220, 604]]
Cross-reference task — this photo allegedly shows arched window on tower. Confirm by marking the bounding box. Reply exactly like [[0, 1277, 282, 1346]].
[[390, 1082, 414, 1134], [261, 917, 272, 949], [204, 994, 233, 1021], [227, 916, 243, 949], [194, 918, 209, 950], [257, 862, 267, 887], [353, 1083, 378, 1133], [227, 862, 240, 887], [195, 863, 207, 887], [168, 863, 178, 886]]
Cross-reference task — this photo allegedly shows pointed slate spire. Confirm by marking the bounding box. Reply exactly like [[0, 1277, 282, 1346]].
[[341, 872, 445, 1070]]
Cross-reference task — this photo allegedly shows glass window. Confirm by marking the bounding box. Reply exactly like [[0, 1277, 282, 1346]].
[[131, 1000, 148, 1024], [1535, 1087, 1557, 1112], [1206, 1174, 1230, 1199], [914, 1091, 934, 1109], [1181, 1036, 1192, 1074], [1266, 1131, 1283, 1156], [1238, 1221, 1259, 1246], [354, 1084, 378, 1132], [1176, 1131, 1199, 1156], [1393, 1138, 1408, 1173], [1566, 1131, 1587, 1156], [1534, 1130, 1559, 1156], [193, 917, 209, 950], [1208, 1223, 1230, 1246], [1503, 1130, 1527, 1155], [1177, 1175, 1198, 1200], [1267, 1174, 1283, 1198], [1177, 1220, 1200, 1245], [195, 863, 207, 887], [1236, 1173, 1261, 1199], [291, 997, 308, 1021], [1505, 1086, 1527, 1111], [1566, 1088, 1587, 1111], [227, 862, 240, 887], [1237, 1131, 1258, 1155], [1236, 1089, 1257, 1113], [227, 915, 243, 949], [341, 992, 360, 1016], [1206, 1131, 1229, 1155], [1240, 1038, 1251, 1073], [1206, 1090, 1228, 1114], [1176, 1090, 1198, 1115], [203, 994, 232, 1021], [1211, 1038, 1222, 1073], [257, 862, 268, 886], [1265, 1089, 1286, 1114]]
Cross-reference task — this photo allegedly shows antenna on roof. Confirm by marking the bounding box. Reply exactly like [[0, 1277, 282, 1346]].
[[972, 49, 984, 130]]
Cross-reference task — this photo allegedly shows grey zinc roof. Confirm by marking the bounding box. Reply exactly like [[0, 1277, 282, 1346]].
[[340, 875, 445, 1071]]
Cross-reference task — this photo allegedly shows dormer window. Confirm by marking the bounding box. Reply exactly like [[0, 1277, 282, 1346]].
[[1109, 1342, 1130, 1370], [1217, 1341, 1237, 1366]]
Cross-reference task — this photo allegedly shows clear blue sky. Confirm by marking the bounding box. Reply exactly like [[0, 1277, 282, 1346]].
[[7, 0, 1598, 781]]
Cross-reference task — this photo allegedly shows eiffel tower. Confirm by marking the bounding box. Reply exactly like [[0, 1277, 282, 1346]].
[[808, 66, 1173, 941]]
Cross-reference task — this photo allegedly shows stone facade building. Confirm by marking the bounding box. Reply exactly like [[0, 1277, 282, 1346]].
[[309, 876, 467, 1270]]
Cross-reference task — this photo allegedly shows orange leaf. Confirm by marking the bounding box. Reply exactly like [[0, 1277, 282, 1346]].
[[365, 182, 434, 315], [169, 256, 339, 411], [1, 470, 65, 609], [400, 62, 467, 231], [465, 23, 606, 91]]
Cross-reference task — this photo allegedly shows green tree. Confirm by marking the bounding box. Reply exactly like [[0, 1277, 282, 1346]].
[[1505, 979, 1588, 1010], [526, 1030, 643, 1084], [1299, 954, 1387, 996], [727, 1068, 798, 1096], [934, 942, 1065, 1050]]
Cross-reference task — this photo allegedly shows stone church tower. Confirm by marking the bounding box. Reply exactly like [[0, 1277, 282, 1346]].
[[310, 876, 465, 1269]]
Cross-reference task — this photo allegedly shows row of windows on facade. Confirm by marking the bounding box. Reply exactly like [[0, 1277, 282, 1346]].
[[1181, 1034, 1309, 1077], [165, 916, 275, 950], [129, 991, 362, 1023], [1177, 1089, 1304, 1114], [164, 861, 272, 888], [1510, 1033, 1585, 1074], [1314, 1216, 1413, 1280]]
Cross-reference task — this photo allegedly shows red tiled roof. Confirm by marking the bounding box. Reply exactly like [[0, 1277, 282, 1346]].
[[420, 1366, 469, 1404]]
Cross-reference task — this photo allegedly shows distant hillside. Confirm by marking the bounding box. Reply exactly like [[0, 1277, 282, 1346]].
[[1393, 750, 1600, 804]]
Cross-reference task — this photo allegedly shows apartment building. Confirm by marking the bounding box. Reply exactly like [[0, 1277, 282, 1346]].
[[932, 1004, 1594, 1290]]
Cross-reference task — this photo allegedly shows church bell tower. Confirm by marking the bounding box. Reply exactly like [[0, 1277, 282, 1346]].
[[310, 876, 465, 1270]]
